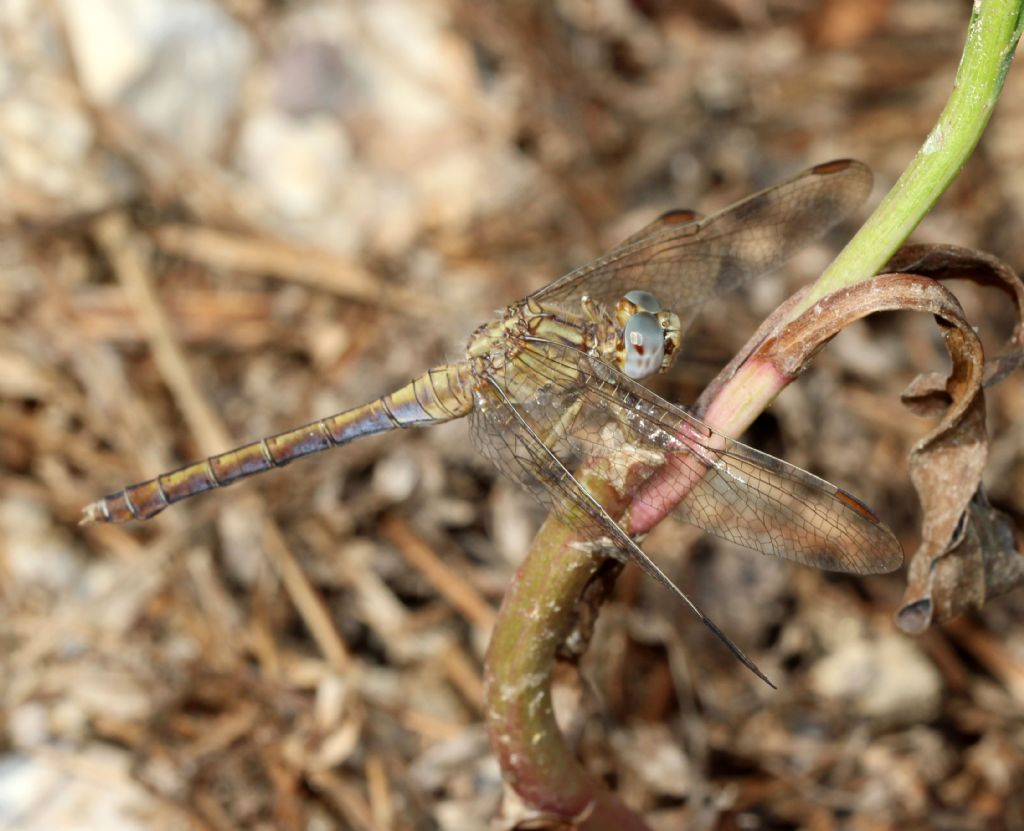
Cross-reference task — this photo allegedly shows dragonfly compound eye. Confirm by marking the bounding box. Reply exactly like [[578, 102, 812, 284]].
[[622, 311, 665, 379], [623, 289, 662, 314]]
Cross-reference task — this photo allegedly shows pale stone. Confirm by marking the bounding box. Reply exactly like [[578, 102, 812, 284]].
[[60, 0, 251, 158], [810, 634, 943, 726], [237, 109, 353, 218]]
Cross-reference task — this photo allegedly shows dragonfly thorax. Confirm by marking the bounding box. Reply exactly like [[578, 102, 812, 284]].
[[465, 298, 595, 378], [612, 290, 681, 380]]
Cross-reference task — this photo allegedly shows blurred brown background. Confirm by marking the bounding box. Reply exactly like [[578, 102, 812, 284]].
[[2, 1, 1024, 829]]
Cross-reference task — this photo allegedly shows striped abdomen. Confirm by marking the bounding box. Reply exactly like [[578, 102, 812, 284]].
[[81, 363, 474, 523]]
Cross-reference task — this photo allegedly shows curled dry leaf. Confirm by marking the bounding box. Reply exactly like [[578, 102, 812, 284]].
[[732, 244, 1024, 635], [882, 245, 1024, 632], [964, 489, 1024, 602], [896, 312, 988, 635], [913, 486, 1024, 630], [884, 244, 1024, 385]]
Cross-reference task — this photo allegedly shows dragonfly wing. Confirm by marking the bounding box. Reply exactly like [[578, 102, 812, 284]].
[[530, 160, 872, 327], [469, 369, 776, 686], [468, 365, 586, 524], [612, 208, 703, 249], [510, 338, 903, 575]]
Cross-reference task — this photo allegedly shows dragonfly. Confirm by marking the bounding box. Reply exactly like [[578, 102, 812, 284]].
[[83, 159, 903, 686]]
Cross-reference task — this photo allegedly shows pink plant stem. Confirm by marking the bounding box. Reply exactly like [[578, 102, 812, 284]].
[[628, 355, 791, 535], [484, 477, 652, 831]]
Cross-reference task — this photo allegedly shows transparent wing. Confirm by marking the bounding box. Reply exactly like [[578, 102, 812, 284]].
[[468, 363, 777, 686], [479, 337, 901, 575], [530, 160, 872, 326], [469, 358, 593, 530]]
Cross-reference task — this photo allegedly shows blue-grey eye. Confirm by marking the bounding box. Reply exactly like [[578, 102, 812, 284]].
[[622, 311, 665, 379], [624, 289, 661, 314]]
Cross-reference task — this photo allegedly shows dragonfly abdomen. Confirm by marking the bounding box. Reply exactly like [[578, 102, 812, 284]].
[[81, 363, 474, 524]]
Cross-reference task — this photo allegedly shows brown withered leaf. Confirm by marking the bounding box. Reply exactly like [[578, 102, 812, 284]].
[[967, 489, 1024, 601], [896, 311, 988, 635], [882, 245, 1024, 632], [886, 243, 1024, 388], [904, 487, 1024, 630]]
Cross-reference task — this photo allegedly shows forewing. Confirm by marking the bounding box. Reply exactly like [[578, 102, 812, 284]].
[[530, 160, 872, 326], [511, 339, 902, 575], [613, 208, 703, 249]]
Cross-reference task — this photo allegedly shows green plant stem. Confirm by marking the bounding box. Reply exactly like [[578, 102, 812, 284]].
[[800, 0, 1024, 310], [484, 476, 651, 831], [483, 0, 1023, 822]]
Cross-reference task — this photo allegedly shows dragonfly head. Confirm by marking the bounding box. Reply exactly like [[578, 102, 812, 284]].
[[614, 290, 681, 380]]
